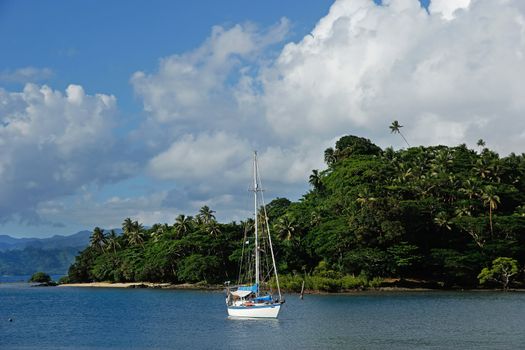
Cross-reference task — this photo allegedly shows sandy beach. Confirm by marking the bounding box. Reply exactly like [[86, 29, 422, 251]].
[[59, 282, 223, 289], [59, 282, 168, 288]]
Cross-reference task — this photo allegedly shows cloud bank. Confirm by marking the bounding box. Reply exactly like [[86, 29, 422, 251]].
[[2, 0, 525, 233], [0, 84, 135, 225]]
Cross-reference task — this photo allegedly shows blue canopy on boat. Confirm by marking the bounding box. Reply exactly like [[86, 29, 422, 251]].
[[237, 284, 258, 293], [254, 295, 272, 302]]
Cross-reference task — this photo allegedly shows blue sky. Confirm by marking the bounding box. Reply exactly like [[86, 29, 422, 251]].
[[1, 0, 524, 237]]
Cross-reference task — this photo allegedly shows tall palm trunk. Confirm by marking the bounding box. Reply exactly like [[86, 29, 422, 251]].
[[489, 205, 493, 237]]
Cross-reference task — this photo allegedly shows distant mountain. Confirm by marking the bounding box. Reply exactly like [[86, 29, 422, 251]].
[[0, 229, 121, 276]]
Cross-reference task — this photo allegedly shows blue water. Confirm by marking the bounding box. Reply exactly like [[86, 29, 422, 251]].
[[1, 284, 524, 349]]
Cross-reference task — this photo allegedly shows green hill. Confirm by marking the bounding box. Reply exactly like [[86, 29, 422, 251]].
[[66, 135, 525, 290]]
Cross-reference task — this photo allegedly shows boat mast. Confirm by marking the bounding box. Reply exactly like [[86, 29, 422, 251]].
[[253, 151, 260, 294], [255, 159, 282, 302]]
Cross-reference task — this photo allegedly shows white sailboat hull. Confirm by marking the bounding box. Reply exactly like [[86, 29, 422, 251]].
[[227, 304, 281, 318]]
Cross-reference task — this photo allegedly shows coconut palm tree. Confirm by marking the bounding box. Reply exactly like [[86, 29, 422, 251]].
[[481, 186, 500, 236], [275, 216, 296, 241], [434, 212, 452, 231], [207, 221, 222, 237], [90, 227, 106, 251], [389, 120, 410, 147], [122, 218, 134, 235], [126, 221, 145, 247], [309, 169, 323, 192], [105, 229, 121, 254], [174, 214, 192, 237], [324, 147, 336, 166], [150, 224, 166, 242], [476, 139, 486, 152], [197, 206, 216, 225]]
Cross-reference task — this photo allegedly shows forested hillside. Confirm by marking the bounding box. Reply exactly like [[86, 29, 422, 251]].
[[66, 135, 525, 290]]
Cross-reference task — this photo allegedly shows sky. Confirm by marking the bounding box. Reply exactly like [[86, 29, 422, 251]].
[[0, 0, 524, 238]]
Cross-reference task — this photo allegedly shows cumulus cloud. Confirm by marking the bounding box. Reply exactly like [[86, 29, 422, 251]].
[[131, 19, 290, 129], [261, 0, 525, 154], [0, 83, 135, 225], [130, 0, 525, 225], [429, 0, 471, 20], [149, 131, 251, 181], [11, 0, 523, 233]]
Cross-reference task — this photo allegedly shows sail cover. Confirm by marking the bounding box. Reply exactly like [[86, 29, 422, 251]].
[[238, 284, 258, 293], [231, 290, 252, 298], [254, 295, 272, 302]]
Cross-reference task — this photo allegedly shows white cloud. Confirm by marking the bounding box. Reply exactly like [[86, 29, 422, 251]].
[[0, 83, 133, 224], [0, 67, 53, 83], [257, 0, 525, 155], [429, 0, 471, 20], [131, 19, 290, 128], [15, 0, 523, 234], [148, 131, 251, 181]]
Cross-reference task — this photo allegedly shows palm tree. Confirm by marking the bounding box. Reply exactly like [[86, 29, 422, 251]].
[[208, 221, 221, 237], [197, 206, 216, 225], [309, 169, 323, 192], [275, 216, 296, 241], [174, 214, 192, 237], [389, 120, 410, 147], [122, 218, 134, 235], [477, 139, 486, 152], [126, 221, 145, 247], [105, 230, 121, 254], [324, 147, 336, 166], [434, 212, 452, 231], [150, 224, 166, 242], [460, 179, 478, 200], [481, 186, 500, 236], [90, 227, 106, 251]]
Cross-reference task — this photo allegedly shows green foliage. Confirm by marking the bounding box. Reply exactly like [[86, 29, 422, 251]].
[[66, 135, 525, 290], [29, 271, 51, 283], [177, 254, 220, 283], [478, 257, 519, 290], [58, 275, 71, 284]]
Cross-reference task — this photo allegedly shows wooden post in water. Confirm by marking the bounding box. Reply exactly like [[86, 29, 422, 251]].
[[300, 280, 305, 300]]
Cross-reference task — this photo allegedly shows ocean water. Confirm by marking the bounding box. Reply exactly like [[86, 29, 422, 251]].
[[1, 284, 524, 349]]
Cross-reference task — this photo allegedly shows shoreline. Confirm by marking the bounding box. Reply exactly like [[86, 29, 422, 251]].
[[59, 282, 224, 290], [58, 282, 524, 294]]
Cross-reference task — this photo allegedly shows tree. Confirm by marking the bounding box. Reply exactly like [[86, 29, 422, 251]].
[[477, 139, 486, 149], [105, 230, 121, 254], [208, 221, 222, 237], [434, 212, 452, 231], [29, 271, 52, 283], [481, 185, 500, 236], [309, 169, 323, 192], [90, 227, 106, 252], [125, 221, 146, 247], [324, 147, 336, 166], [122, 218, 134, 235], [275, 216, 296, 241], [197, 206, 216, 225], [478, 257, 519, 291], [174, 214, 192, 237], [389, 120, 410, 147]]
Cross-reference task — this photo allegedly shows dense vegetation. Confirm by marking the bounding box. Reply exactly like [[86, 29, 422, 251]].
[[67, 135, 525, 290], [29, 271, 52, 283]]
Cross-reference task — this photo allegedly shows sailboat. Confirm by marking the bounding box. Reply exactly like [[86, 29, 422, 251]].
[[225, 151, 284, 318]]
